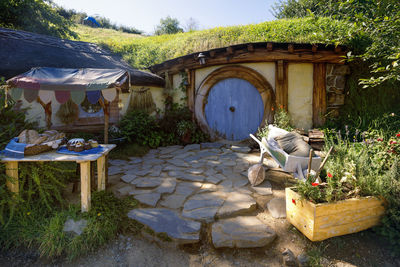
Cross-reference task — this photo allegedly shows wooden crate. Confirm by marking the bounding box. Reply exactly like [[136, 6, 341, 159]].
[[285, 188, 386, 241]]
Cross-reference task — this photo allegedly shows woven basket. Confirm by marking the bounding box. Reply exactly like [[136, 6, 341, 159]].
[[24, 138, 66, 156], [24, 144, 53, 156]]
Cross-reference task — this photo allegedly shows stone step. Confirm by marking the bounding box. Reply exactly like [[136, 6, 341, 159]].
[[211, 216, 276, 248], [127, 208, 201, 244]]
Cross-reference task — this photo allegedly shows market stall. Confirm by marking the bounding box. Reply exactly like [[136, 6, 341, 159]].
[[5, 67, 130, 143]]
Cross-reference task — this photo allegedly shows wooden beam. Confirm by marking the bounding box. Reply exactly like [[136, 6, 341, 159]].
[[226, 46, 234, 55], [313, 63, 327, 127], [209, 50, 216, 58], [288, 44, 294, 53], [152, 49, 346, 75], [267, 42, 273, 51], [187, 69, 195, 113], [247, 44, 254, 52], [275, 60, 288, 111], [334, 46, 342, 53], [312, 44, 318, 53]]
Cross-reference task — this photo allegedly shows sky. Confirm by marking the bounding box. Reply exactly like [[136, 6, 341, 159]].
[[53, 0, 277, 34]]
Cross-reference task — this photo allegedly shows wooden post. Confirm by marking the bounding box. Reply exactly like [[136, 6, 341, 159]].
[[5, 161, 19, 193], [37, 98, 52, 130], [97, 155, 106, 191], [187, 69, 195, 115], [275, 60, 288, 111], [313, 63, 327, 127], [80, 161, 91, 212], [103, 99, 110, 144]]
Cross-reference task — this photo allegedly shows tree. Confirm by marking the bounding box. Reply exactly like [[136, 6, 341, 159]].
[[272, 0, 400, 87], [154, 16, 183, 35], [184, 17, 199, 32], [0, 0, 76, 38]]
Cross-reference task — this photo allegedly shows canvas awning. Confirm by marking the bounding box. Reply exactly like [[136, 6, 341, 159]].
[[6, 67, 129, 104]]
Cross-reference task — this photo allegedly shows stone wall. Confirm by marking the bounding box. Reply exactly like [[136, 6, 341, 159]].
[[326, 64, 350, 117]]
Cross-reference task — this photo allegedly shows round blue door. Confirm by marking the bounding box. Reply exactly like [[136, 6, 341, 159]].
[[204, 78, 264, 141]]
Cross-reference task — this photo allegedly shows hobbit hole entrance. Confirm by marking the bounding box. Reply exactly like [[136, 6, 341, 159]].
[[205, 78, 264, 141]]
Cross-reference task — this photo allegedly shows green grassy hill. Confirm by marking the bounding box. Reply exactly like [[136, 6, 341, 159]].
[[74, 17, 354, 70]]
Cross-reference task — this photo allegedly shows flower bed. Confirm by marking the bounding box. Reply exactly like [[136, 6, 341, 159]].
[[286, 188, 385, 241]]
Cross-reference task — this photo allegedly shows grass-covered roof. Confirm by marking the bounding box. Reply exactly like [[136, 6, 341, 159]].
[[74, 17, 354, 70]]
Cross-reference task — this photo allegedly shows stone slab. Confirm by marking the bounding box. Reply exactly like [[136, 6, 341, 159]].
[[183, 144, 201, 152], [212, 216, 276, 248], [167, 159, 189, 168], [108, 166, 123, 176], [251, 180, 273, 196], [201, 142, 225, 149], [231, 145, 251, 153], [63, 218, 87, 236], [217, 193, 256, 218], [156, 178, 176, 194], [182, 192, 225, 222], [159, 145, 183, 155], [131, 178, 163, 188], [134, 193, 161, 207], [128, 157, 143, 164], [121, 174, 137, 183], [267, 197, 286, 218], [127, 208, 201, 244]]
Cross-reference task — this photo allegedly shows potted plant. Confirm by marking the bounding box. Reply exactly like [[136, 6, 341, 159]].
[[285, 130, 396, 242]]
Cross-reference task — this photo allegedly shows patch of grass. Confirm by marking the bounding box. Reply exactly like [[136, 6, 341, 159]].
[[109, 142, 149, 160], [39, 191, 139, 260], [74, 17, 354, 69]]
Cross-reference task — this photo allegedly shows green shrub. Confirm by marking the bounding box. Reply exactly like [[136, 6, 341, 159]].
[[0, 87, 37, 150], [119, 110, 161, 148], [120, 106, 208, 148], [257, 107, 294, 139]]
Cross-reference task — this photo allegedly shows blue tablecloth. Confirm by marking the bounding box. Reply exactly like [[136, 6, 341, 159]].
[[56, 145, 105, 156]]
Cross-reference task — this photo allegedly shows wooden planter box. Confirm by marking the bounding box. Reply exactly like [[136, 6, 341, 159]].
[[285, 188, 386, 241]]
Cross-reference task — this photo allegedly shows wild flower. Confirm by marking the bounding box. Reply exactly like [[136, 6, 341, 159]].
[[396, 133, 400, 137], [312, 183, 319, 186], [327, 173, 333, 178]]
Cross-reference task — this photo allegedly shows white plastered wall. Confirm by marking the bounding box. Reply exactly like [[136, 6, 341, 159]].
[[193, 62, 276, 93], [287, 63, 313, 130]]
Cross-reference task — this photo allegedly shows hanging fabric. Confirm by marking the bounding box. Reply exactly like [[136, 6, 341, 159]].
[[101, 88, 117, 102], [87, 90, 101, 104], [70, 91, 86, 105], [128, 87, 155, 113], [10, 88, 23, 101], [24, 88, 38, 103], [38, 90, 53, 104], [55, 90, 70, 104]]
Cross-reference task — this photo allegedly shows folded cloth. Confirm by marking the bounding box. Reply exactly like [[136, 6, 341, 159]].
[[275, 132, 313, 157], [3, 138, 26, 158]]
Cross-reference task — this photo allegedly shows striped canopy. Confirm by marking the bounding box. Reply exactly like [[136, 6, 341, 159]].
[[6, 67, 129, 104]]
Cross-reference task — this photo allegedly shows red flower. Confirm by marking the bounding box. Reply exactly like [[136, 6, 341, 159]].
[[312, 183, 319, 186], [397, 133, 400, 138], [327, 173, 333, 178], [377, 138, 383, 142], [391, 141, 398, 145], [292, 199, 296, 204]]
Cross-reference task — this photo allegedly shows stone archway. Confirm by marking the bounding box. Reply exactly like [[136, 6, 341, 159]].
[[195, 65, 275, 140]]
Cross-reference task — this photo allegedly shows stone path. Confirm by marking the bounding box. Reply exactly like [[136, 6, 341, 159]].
[[111, 143, 282, 248]]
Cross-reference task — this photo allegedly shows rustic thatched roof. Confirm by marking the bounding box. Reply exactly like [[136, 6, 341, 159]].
[[0, 27, 164, 87]]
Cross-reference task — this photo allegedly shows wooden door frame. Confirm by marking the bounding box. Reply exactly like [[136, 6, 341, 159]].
[[194, 65, 275, 140]]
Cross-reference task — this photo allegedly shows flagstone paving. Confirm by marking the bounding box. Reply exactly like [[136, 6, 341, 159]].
[[110, 143, 278, 248]]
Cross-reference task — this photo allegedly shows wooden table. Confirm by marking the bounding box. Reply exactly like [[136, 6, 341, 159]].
[[1, 144, 116, 212]]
